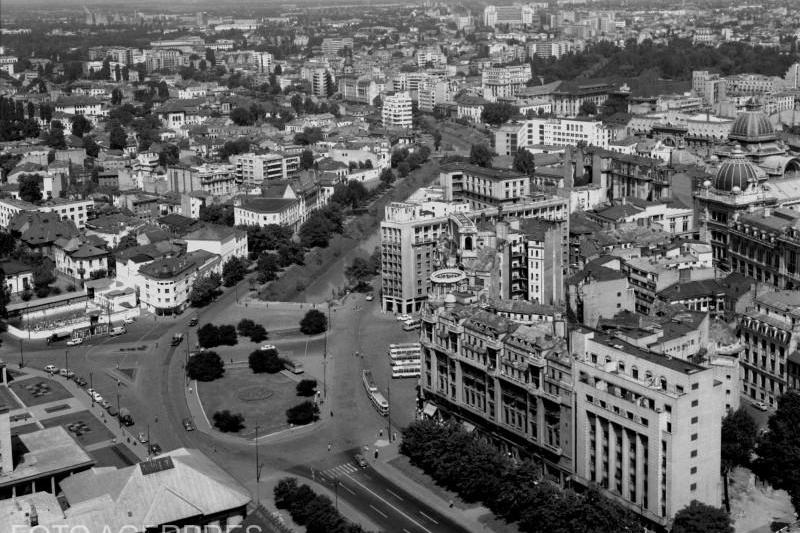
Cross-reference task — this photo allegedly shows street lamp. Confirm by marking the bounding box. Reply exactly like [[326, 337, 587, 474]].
[[334, 479, 339, 510], [255, 424, 263, 505], [18, 339, 24, 368], [65, 349, 69, 376], [116, 381, 121, 428]]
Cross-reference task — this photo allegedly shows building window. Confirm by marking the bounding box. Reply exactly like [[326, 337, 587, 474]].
[[690, 483, 697, 492], [691, 450, 698, 458]]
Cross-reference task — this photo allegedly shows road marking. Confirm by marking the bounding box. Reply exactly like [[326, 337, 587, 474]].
[[344, 474, 434, 533], [419, 511, 439, 524], [386, 488, 404, 500], [370, 505, 388, 518], [403, 529, 412, 533], [341, 483, 356, 495]]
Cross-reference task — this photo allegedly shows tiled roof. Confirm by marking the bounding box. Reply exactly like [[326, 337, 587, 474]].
[[238, 197, 298, 213]]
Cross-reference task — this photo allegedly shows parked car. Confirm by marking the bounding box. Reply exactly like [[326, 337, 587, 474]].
[[171, 333, 184, 346], [118, 408, 134, 426], [109, 326, 126, 337], [73, 376, 87, 387], [188, 317, 199, 327], [397, 314, 412, 322], [260, 344, 277, 352], [66, 338, 83, 346], [92, 393, 103, 403], [59, 368, 75, 379], [123, 317, 136, 324], [365, 294, 374, 301], [753, 401, 769, 411], [354, 454, 367, 468], [44, 364, 58, 374], [99, 400, 111, 410], [138, 432, 148, 444], [148, 443, 162, 455], [283, 359, 304, 374], [86, 387, 97, 397], [107, 406, 118, 417], [182, 417, 195, 431]]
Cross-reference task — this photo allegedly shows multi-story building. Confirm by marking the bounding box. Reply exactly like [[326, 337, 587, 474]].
[[568, 256, 636, 327], [184, 224, 248, 265], [494, 117, 612, 155], [233, 197, 302, 230], [416, 46, 447, 68], [339, 77, 383, 105], [382, 92, 413, 129], [0, 198, 93, 229], [623, 253, 715, 315], [438, 163, 531, 210], [571, 328, 724, 526], [483, 4, 535, 27], [321, 37, 354, 56], [482, 64, 531, 101], [54, 96, 103, 117], [527, 40, 574, 59], [738, 290, 800, 407], [311, 68, 331, 97], [138, 250, 220, 315], [419, 300, 574, 479], [418, 80, 452, 113], [166, 164, 237, 197], [229, 152, 300, 186], [509, 218, 565, 306]]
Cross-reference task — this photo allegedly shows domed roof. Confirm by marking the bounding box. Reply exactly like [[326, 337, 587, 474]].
[[713, 151, 760, 192], [729, 106, 776, 143]]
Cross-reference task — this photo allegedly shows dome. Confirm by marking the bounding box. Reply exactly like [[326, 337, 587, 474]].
[[713, 151, 760, 192], [729, 107, 776, 143]]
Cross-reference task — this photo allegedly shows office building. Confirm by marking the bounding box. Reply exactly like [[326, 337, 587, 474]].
[[483, 4, 535, 27], [572, 328, 725, 526], [482, 64, 532, 101], [229, 152, 300, 186], [494, 117, 612, 155]]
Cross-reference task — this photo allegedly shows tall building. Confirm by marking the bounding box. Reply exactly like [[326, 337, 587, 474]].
[[382, 92, 413, 129], [482, 64, 532, 101], [483, 4, 535, 27], [229, 152, 300, 186], [311, 68, 331, 97], [321, 37, 354, 56], [571, 328, 725, 526]]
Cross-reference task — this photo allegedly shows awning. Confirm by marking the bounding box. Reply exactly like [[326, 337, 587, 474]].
[[423, 402, 438, 417]]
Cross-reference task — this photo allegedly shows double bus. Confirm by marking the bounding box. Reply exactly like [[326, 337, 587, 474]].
[[362, 369, 389, 416], [388, 343, 422, 362], [391, 363, 421, 379]]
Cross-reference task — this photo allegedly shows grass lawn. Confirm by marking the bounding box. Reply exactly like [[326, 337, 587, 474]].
[[41, 410, 114, 446], [11, 422, 40, 436], [0, 385, 21, 410], [198, 368, 307, 437], [10, 377, 72, 407]]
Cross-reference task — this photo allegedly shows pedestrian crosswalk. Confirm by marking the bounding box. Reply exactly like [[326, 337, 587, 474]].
[[319, 463, 359, 479]]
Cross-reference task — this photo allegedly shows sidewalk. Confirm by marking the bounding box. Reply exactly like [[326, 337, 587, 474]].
[[369, 440, 495, 533]]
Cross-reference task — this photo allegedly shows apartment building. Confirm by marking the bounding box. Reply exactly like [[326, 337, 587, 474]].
[[53, 96, 104, 117], [482, 64, 532, 101], [138, 250, 220, 315], [339, 77, 383, 105], [483, 4, 535, 27], [381, 201, 471, 313], [495, 118, 612, 155], [183, 224, 248, 265], [321, 37, 354, 56], [571, 328, 724, 526], [0, 198, 93, 229], [419, 301, 574, 479], [311, 68, 331, 97], [382, 92, 413, 129], [229, 152, 300, 186], [509, 218, 565, 306], [623, 253, 715, 315], [418, 80, 452, 113], [738, 290, 800, 407], [568, 256, 636, 327], [166, 164, 237, 196]]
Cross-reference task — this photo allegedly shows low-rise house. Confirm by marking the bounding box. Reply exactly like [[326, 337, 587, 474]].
[[52, 236, 110, 282], [233, 197, 302, 230], [0, 260, 34, 294]]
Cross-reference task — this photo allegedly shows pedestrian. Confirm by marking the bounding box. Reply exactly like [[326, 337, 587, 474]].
[[379, 429, 383, 438], [330, 410, 334, 417], [449, 499, 454, 508], [374, 449, 378, 459], [393, 431, 397, 442], [327, 442, 332, 452]]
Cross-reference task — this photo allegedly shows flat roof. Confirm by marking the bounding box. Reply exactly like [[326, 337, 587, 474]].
[[581, 328, 706, 375], [0, 426, 94, 488]]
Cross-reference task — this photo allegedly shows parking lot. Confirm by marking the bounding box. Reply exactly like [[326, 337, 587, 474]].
[[41, 410, 115, 446]]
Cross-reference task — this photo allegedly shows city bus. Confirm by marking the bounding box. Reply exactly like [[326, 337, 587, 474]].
[[388, 343, 422, 362], [402, 319, 421, 331], [391, 363, 421, 379], [362, 369, 389, 416]]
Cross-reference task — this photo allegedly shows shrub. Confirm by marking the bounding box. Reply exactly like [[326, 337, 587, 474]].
[[212, 410, 244, 432], [186, 350, 225, 381], [249, 324, 268, 343], [296, 379, 318, 397], [286, 400, 319, 425], [237, 318, 256, 337], [21, 290, 32, 301], [299, 309, 327, 335], [273, 477, 364, 532], [218, 324, 238, 346], [249, 349, 284, 374]]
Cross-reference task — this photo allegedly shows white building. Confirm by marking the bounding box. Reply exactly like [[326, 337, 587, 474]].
[[494, 118, 612, 155], [0, 198, 93, 229], [483, 4, 534, 27], [233, 197, 302, 230], [482, 64, 532, 101], [382, 92, 413, 129], [229, 152, 300, 186], [183, 224, 249, 265]]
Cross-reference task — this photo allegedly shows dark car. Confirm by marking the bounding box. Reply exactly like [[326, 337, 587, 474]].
[[73, 376, 88, 387], [182, 417, 195, 431], [354, 454, 367, 468], [148, 443, 162, 455], [188, 317, 199, 327]]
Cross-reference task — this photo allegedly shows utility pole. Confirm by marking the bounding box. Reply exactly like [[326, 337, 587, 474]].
[[387, 380, 391, 441], [255, 424, 262, 506], [185, 328, 190, 387], [18, 339, 23, 368], [65, 349, 69, 376], [116, 380, 121, 428]]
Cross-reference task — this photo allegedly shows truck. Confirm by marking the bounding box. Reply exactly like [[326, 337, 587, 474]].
[[171, 333, 184, 346], [118, 408, 134, 426]]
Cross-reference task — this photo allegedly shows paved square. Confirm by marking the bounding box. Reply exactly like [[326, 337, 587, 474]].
[[0, 385, 21, 410], [10, 377, 72, 407], [41, 410, 114, 446]]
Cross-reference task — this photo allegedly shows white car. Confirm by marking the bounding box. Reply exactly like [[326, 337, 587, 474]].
[[123, 317, 135, 324], [44, 364, 58, 374], [260, 344, 277, 352], [397, 314, 412, 322], [59, 368, 75, 379], [86, 388, 96, 396], [365, 294, 374, 301], [92, 392, 103, 403], [753, 401, 769, 412], [66, 338, 83, 346]]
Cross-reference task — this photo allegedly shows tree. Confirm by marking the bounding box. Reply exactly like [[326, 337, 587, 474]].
[[672, 501, 733, 533], [189, 273, 222, 307], [256, 253, 281, 283], [237, 318, 256, 337], [754, 390, 800, 510], [212, 410, 244, 432], [199, 204, 235, 226], [197, 323, 221, 348], [18, 175, 43, 204], [248, 324, 268, 343], [43, 125, 66, 149], [32, 257, 55, 290], [397, 161, 410, 177], [286, 400, 320, 425], [83, 136, 99, 158], [345, 256, 377, 286], [299, 309, 327, 335], [219, 138, 251, 160], [274, 64, 282, 75], [512, 148, 536, 176], [218, 324, 238, 345], [299, 149, 315, 170], [230, 107, 255, 126], [372, 95, 382, 108], [481, 102, 516, 126], [71, 115, 93, 138], [249, 348, 284, 373], [469, 144, 493, 168], [186, 350, 225, 381], [294, 127, 324, 145], [111, 88, 123, 105], [222, 256, 248, 287], [433, 130, 442, 151], [296, 379, 318, 397], [578, 100, 597, 116], [109, 122, 127, 150], [379, 168, 395, 185], [290, 93, 304, 114], [721, 407, 757, 510]]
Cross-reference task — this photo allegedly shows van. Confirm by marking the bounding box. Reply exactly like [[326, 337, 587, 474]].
[[109, 326, 126, 337], [283, 359, 304, 374]]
